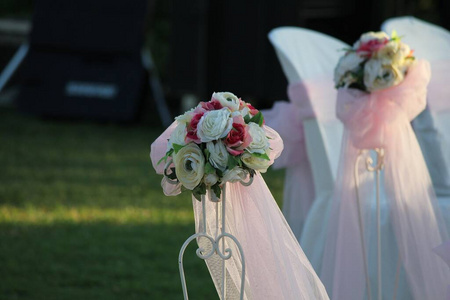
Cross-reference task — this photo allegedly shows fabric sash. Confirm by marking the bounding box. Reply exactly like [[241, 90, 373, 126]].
[[262, 77, 337, 169], [320, 60, 450, 299]]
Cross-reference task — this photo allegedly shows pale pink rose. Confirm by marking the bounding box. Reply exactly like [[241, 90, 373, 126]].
[[185, 112, 204, 144], [224, 122, 252, 156], [200, 100, 223, 111]]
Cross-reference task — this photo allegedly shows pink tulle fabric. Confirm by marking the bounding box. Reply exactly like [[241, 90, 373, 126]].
[[321, 60, 450, 299], [261, 77, 337, 237], [150, 124, 329, 299], [262, 77, 337, 170]]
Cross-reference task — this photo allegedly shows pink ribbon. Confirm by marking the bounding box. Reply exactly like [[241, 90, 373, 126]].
[[321, 60, 450, 299], [262, 76, 337, 169], [337, 60, 429, 149]]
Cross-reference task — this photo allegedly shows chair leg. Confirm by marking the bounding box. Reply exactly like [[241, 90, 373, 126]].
[[0, 43, 29, 93], [141, 49, 172, 127]]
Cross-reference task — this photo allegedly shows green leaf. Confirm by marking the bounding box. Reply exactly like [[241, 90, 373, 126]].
[[249, 111, 264, 126], [192, 183, 206, 201], [227, 155, 239, 170], [173, 143, 185, 154], [390, 30, 403, 42], [157, 149, 174, 165], [251, 152, 270, 161], [211, 183, 222, 199], [204, 162, 216, 174], [244, 115, 251, 124], [192, 192, 202, 201], [204, 148, 211, 160]]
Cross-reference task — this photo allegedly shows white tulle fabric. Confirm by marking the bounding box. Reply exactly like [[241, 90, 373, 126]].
[[150, 124, 329, 300], [320, 60, 450, 299], [413, 60, 450, 197], [262, 27, 348, 240], [381, 16, 450, 199], [262, 101, 314, 239], [262, 76, 337, 238], [433, 241, 450, 299]]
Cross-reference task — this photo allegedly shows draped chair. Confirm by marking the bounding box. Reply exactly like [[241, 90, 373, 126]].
[[382, 16, 450, 230]]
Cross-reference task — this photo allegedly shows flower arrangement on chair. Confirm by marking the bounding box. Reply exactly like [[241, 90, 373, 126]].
[[334, 31, 415, 92], [151, 92, 331, 300], [158, 92, 274, 200], [320, 31, 450, 300]]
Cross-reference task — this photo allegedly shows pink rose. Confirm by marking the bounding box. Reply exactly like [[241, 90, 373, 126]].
[[186, 112, 204, 143], [201, 100, 223, 111], [224, 123, 252, 156], [239, 99, 247, 110], [247, 103, 259, 116], [356, 38, 389, 57]]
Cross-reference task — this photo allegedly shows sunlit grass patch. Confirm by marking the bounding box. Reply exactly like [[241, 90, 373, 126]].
[[0, 109, 285, 299]]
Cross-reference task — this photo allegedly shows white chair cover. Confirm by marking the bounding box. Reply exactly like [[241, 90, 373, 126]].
[[382, 17, 450, 224], [262, 27, 348, 240]]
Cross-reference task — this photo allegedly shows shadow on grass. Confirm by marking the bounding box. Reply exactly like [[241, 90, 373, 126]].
[[0, 221, 217, 300]]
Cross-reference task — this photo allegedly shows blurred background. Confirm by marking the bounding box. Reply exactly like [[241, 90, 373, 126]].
[[0, 0, 448, 299]]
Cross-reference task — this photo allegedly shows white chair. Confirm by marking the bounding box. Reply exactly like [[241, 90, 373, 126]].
[[382, 16, 450, 231], [268, 26, 438, 299], [264, 26, 347, 265]]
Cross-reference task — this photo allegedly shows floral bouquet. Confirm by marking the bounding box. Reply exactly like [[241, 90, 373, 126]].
[[334, 31, 415, 92], [325, 30, 449, 300], [158, 92, 274, 200]]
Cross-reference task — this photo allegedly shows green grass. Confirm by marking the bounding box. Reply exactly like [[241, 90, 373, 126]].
[[0, 109, 285, 300]]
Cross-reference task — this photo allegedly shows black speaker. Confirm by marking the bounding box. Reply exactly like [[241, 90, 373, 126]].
[[17, 0, 148, 121]]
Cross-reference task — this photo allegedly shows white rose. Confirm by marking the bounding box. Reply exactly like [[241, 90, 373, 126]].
[[372, 41, 414, 74], [334, 52, 365, 87], [397, 43, 411, 61], [175, 108, 195, 124], [393, 42, 414, 71], [167, 123, 186, 151], [353, 31, 389, 49], [364, 58, 404, 92], [206, 141, 229, 171], [197, 108, 233, 142], [204, 173, 219, 186], [222, 167, 247, 183], [374, 40, 400, 64], [241, 152, 272, 173], [240, 106, 250, 118], [212, 92, 240, 111], [173, 143, 205, 190], [247, 122, 270, 154]]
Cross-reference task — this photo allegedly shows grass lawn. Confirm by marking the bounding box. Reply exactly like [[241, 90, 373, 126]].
[[0, 108, 285, 300]]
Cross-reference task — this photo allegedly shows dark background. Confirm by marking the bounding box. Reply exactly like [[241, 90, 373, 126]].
[[168, 0, 449, 109], [0, 0, 448, 116], [0, 1, 448, 299]]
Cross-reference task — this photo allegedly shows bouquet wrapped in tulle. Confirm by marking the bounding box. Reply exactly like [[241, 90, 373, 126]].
[[319, 30, 450, 300], [334, 31, 415, 92], [158, 92, 274, 200]]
